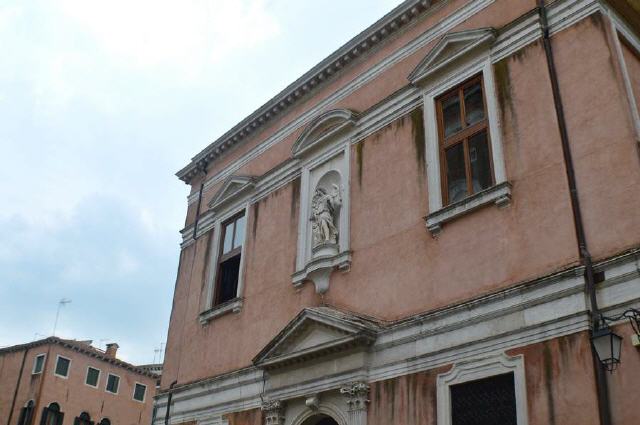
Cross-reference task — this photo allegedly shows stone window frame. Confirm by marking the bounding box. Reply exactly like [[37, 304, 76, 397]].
[[422, 55, 510, 235], [200, 203, 250, 324], [436, 353, 528, 425], [32, 353, 46, 375], [105, 373, 121, 395], [84, 366, 101, 389], [53, 355, 71, 379]]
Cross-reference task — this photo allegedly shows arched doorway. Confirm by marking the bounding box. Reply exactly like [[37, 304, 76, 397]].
[[301, 414, 340, 425]]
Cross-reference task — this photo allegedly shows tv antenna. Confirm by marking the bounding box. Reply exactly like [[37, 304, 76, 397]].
[[52, 298, 72, 336]]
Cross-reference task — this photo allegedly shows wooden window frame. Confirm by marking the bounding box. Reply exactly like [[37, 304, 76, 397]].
[[436, 75, 495, 206], [213, 211, 245, 306]]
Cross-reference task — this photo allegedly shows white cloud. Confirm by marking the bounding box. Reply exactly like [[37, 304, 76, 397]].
[[56, 0, 281, 77]]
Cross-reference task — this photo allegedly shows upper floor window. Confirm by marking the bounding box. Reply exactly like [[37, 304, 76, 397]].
[[436, 76, 494, 205], [54, 356, 70, 378], [214, 212, 246, 306], [105, 374, 120, 394], [133, 382, 147, 402], [98, 419, 111, 425], [32, 354, 45, 374], [85, 366, 100, 388]]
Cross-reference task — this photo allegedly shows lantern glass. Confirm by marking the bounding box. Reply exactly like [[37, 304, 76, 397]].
[[591, 327, 623, 372]]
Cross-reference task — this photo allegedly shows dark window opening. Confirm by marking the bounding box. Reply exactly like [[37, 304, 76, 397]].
[[85, 367, 100, 387], [133, 383, 147, 402], [73, 412, 93, 425], [17, 400, 34, 425], [436, 75, 494, 205], [98, 419, 110, 425], [214, 212, 245, 307], [40, 403, 64, 425], [106, 374, 120, 394], [450, 372, 517, 425], [54, 357, 70, 378], [32, 355, 45, 374]]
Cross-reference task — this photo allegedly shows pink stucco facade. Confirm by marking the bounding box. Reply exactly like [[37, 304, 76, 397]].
[[159, 1, 640, 425], [0, 338, 157, 425]]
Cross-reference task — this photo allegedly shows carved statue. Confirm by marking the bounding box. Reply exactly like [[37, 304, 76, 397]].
[[310, 184, 342, 247]]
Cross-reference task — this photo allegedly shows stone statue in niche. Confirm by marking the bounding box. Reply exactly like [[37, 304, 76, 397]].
[[310, 184, 342, 248]]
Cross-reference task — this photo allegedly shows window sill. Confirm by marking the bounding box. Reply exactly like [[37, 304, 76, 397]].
[[425, 181, 512, 235], [199, 298, 243, 325]]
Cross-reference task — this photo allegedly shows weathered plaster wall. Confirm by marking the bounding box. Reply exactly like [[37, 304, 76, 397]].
[[31, 344, 156, 425], [162, 3, 640, 389], [606, 323, 640, 425], [368, 365, 446, 425], [226, 408, 262, 425], [368, 332, 607, 425], [0, 348, 35, 421]]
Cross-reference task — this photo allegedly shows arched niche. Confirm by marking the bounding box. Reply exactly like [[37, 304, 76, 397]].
[[310, 170, 343, 257], [293, 146, 351, 294]]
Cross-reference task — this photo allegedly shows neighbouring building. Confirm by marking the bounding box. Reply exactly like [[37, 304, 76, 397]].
[[157, 1, 640, 425], [0, 337, 157, 425]]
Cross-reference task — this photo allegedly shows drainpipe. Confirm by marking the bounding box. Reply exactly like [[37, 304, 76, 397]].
[[164, 381, 178, 425], [6, 348, 28, 425], [536, 3, 611, 425]]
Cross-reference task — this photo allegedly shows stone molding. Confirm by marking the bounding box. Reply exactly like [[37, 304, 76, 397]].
[[408, 27, 497, 84], [436, 353, 528, 425], [153, 248, 640, 424]]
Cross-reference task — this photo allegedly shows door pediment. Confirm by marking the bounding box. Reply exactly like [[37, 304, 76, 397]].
[[253, 307, 379, 370]]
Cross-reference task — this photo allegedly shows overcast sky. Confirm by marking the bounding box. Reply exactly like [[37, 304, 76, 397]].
[[0, 0, 404, 365]]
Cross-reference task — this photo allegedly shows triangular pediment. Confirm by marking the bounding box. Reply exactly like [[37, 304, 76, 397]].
[[292, 109, 359, 158], [253, 307, 379, 369], [208, 175, 257, 211], [408, 28, 497, 85]]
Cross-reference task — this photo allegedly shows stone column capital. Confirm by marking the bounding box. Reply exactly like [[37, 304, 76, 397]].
[[262, 400, 286, 425], [340, 382, 370, 412]]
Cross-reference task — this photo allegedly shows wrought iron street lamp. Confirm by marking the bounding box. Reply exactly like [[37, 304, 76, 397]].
[[591, 308, 640, 372]]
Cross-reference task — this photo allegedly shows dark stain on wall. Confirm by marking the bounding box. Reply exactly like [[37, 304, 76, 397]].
[[291, 177, 300, 222], [252, 202, 260, 240], [200, 231, 213, 292], [226, 408, 262, 425], [369, 368, 444, 425], [543, 342, 557, 425], [494, 58, 514, 128], [356, 140, 365, 187], [411, 107, 426, 173]]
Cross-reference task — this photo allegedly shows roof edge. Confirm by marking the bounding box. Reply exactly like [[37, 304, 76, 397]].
[[176, 0, 436, 184]]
